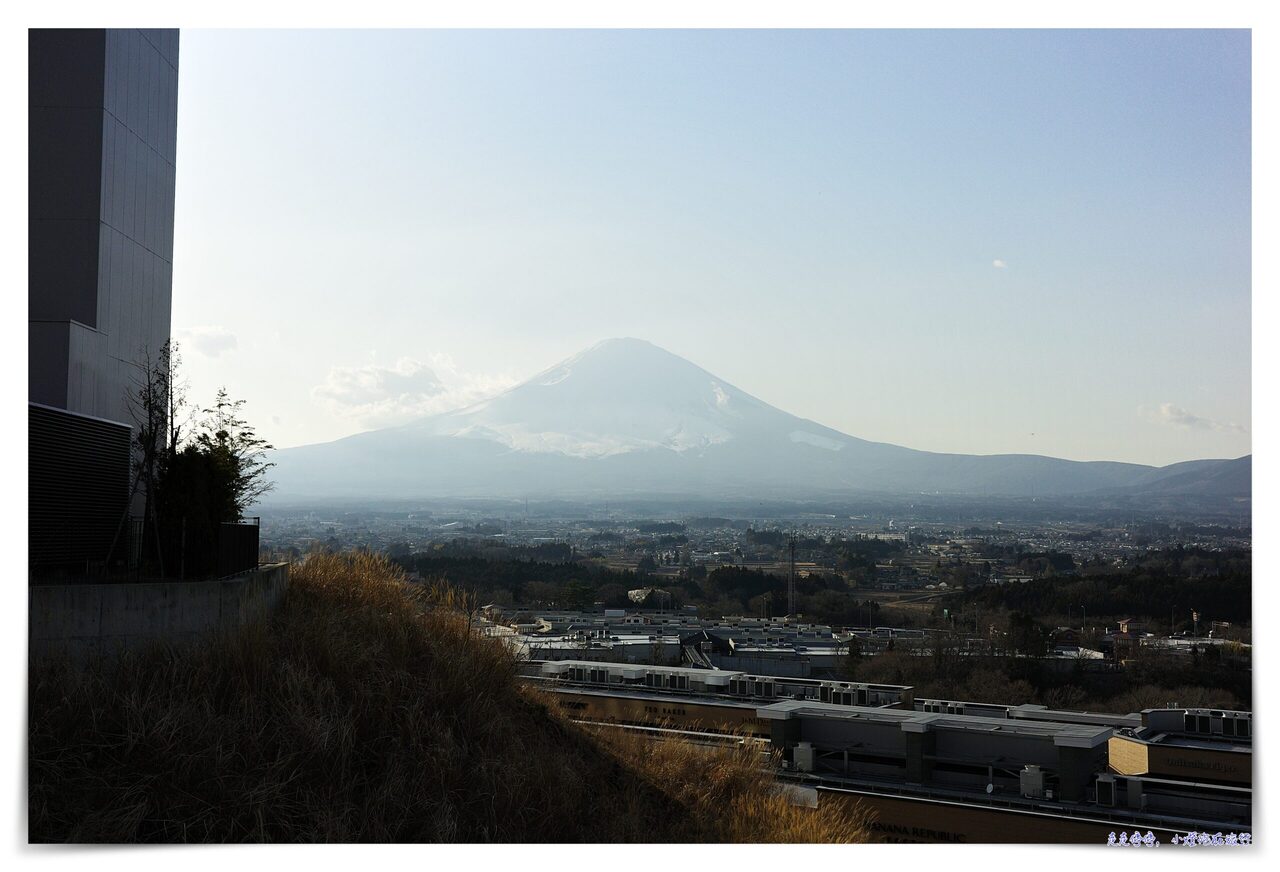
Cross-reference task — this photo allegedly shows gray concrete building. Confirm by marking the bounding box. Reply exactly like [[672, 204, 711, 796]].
[[29, 29, 179, 571], [527, 656, 1252, 838], [30, 28, 179, 424]]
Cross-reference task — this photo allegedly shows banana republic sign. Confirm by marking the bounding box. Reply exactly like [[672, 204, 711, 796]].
[[869, 820, 967, 843]]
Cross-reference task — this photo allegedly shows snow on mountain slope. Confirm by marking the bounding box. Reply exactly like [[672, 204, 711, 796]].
[[406, 338, 826, 458], [270, 339, 1248, 502]]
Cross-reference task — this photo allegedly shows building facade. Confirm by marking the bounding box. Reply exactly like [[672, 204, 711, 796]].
[[30, 28, 178, 424], [29, 29, 179, 572]]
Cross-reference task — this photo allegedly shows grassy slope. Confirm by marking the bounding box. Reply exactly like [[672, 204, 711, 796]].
[[29, 553, 869, 843]]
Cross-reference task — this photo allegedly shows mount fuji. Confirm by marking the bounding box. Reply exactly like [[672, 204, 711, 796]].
[[270, 338, 1250, 503]]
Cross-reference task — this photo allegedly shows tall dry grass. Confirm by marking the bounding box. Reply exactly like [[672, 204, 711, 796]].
[[574, 721, 872, 843], [29, 552, 870, 843]]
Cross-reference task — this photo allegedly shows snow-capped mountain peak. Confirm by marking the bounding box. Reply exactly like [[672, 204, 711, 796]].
[[270, 339, 1249, 503], [412, 338, 777, 458]]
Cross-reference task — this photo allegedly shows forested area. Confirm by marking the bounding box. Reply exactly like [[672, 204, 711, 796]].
[[394, 541, 895, 623], [953, 547, 1252, 626]]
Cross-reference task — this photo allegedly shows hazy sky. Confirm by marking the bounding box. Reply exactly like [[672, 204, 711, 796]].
[[170, 29, 1251, 466]]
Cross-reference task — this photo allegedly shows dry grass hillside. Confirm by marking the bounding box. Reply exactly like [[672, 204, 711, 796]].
[[29, 552, 870, 843]]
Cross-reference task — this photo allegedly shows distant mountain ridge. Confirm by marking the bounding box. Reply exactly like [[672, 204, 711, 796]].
[[271, 338, 1250, 503]]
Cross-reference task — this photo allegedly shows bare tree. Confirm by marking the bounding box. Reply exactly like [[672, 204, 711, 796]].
[[109, 340, 182, 573], [165, 341, 191, 455]]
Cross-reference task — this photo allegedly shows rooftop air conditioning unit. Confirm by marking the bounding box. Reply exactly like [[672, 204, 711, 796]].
[[1096, 775, 1116, 807], [1020, 765, 1045, 800]]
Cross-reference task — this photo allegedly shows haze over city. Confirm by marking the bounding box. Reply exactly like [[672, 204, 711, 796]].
[[169, 29, 1251, 467]]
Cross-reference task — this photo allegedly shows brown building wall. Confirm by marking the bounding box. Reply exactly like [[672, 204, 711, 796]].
[[851, 793, 1188, 844], [1109, 736, 1250, 786], [1146, 745, 1251, 786]]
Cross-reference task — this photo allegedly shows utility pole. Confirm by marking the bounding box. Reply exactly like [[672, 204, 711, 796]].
[[788, 530, 796, 617]]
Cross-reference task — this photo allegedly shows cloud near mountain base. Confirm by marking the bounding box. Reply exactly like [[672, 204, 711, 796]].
[[312, 354, 516, 429]]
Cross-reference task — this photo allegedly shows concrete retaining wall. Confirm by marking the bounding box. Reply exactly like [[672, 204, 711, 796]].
[[29, 563, 290, 660]]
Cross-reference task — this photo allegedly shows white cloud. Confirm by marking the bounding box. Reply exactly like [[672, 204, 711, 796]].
[[1155, 403, 1248, 435], [175, 325, 238, 357], [312, 354, 517, 429], [992, 259, 1007, 269]]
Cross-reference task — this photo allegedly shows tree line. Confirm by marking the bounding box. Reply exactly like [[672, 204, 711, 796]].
[[394, 542, 911, 626], [950, 547, 1251, 626]]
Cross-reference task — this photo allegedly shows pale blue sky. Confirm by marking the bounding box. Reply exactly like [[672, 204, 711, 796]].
[[171, 29, 1251, 466]]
